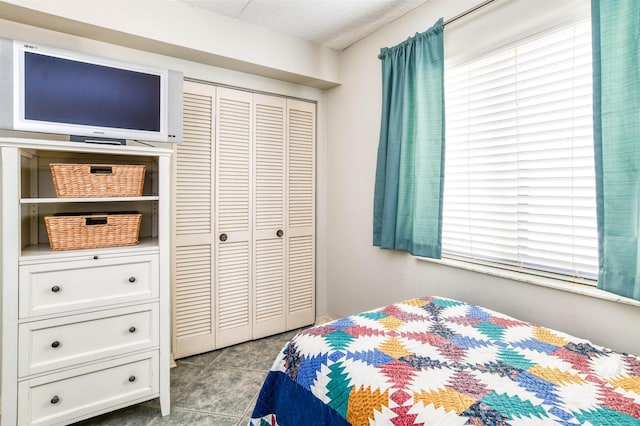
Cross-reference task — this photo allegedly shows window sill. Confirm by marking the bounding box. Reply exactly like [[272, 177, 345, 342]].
[[416, 256, 640, 308]]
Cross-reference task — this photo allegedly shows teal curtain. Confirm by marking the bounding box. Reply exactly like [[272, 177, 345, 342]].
[[373, 19, 445, 258], [592, 0, 640, 300]]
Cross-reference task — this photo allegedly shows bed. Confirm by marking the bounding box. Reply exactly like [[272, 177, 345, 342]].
[[249, 296, 640, 425]]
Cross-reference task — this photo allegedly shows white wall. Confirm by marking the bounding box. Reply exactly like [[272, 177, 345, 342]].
[[0, 0, 340, 88], [325, 0, 640, 355]]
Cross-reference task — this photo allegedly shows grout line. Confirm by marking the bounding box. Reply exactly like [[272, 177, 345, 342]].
[[158, 332, 298, 423], [243, 388, 262, 418], [169, 406, 244, 419], [167, 351, 269, 420]]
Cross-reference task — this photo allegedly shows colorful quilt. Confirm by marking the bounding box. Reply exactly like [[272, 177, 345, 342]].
[[250, 296, 640, 425]]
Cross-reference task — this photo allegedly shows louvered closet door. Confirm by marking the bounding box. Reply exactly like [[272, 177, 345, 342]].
[[252, 94, 287, 339], [173, 81, 215, 358], [215, 87, 253, 347], [286, 99, 316, 328]]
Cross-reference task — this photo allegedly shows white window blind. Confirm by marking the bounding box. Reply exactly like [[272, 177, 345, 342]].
[[442, 21, 598, 281]]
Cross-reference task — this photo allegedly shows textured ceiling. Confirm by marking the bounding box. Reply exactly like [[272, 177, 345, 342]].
[[176, 0, 431, 50]]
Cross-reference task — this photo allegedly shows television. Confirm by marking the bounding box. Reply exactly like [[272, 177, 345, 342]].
[[0, 38, 183, 143]]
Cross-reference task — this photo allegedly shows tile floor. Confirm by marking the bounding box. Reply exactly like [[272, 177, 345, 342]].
[[70, 328, 302, 426]]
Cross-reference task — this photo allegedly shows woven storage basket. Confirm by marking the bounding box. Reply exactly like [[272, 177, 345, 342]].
[[50, 163, 146, 197], [44, 213, 142, 250]]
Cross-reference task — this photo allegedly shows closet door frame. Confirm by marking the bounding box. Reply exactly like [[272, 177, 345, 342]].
[[172, 82, 316, 359]]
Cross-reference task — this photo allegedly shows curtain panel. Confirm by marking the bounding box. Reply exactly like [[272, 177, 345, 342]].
[[373, 19, 445, 258], [592, 0, 640, 300]]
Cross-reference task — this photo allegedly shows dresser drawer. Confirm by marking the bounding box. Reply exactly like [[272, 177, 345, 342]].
[[19, 254, 158, 318], [18, 352, 158, 426], [19, 304, 158, 377]]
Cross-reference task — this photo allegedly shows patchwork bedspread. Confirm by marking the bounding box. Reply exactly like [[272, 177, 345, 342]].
[[250, 296, 640, 425]]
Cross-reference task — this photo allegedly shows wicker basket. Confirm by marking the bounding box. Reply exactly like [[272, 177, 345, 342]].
[[44, 213, 142, 250], [50, 163, 146, 197]]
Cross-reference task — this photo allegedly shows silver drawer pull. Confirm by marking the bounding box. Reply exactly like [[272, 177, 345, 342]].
[[50, 395, 59, 404], [129, 326, 136, 333], [128, 375, 136, 382], [128, 277, 136, 283], [51, 285, 60, 293], [51, 341, 60, 348]]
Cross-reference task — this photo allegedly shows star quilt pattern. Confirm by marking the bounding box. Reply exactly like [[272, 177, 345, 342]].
[[250, 296, 640, 425]]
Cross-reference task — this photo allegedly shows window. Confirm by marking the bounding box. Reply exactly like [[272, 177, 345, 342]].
[[442, 21, 598, 281]]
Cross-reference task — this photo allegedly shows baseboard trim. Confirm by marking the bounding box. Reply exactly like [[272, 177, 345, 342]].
[[314, 315, 333, 325]]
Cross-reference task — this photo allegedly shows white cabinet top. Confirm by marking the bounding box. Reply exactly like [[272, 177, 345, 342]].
[[0, 137, 173, 157]]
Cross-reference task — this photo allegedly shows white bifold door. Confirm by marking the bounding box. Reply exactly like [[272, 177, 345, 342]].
[[173, 82, 315, 358]]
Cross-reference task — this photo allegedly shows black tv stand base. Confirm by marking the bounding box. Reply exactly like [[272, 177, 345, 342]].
[[70, 135, 126, 145]]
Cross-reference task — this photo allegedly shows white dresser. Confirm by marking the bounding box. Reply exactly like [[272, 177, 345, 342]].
[[0, 138, 171, 425]]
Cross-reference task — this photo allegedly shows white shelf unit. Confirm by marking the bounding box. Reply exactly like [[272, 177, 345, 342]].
[[0, 138, 172, 425]]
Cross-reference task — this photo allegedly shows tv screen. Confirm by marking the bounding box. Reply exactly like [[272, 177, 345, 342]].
[[24, 52, 161, 132], [0, 37, 183, 143]]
